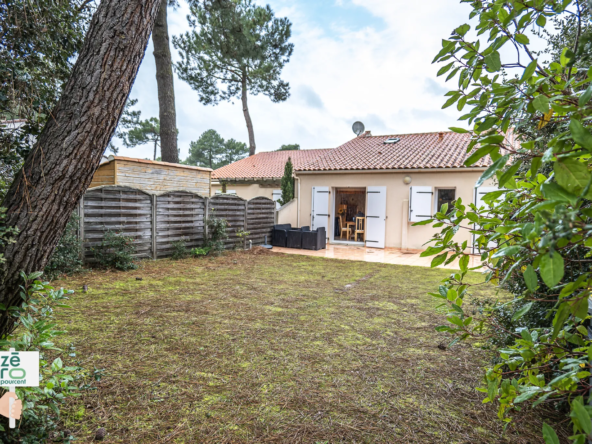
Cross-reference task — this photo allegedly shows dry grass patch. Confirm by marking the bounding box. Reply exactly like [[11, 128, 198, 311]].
[[52, 249, 565, 443]]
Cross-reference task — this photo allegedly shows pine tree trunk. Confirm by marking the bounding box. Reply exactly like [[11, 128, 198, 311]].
[[0, 0, 163, 337], [241, 74, 256, 157], [153, 1, 178, 163]]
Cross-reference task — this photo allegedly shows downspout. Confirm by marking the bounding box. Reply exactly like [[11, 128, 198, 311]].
[[295, 175, 301, 227]]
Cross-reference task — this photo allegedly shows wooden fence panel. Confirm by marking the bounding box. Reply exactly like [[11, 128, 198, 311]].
[[208, 195, 246, 249], [156, 192, 206, 258], [83, 186, 153, 260], [80, 187, 276, 261], [246, 197, 275, 246]]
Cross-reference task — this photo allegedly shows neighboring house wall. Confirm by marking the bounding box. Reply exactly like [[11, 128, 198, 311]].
[[297, 170, 490, 250], [211, 182, 280, 201], [89, 157, 211, 195], [277, 199, 298, 227]]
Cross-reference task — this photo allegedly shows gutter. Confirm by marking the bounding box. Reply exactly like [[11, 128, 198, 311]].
[[295, 176, 301, 227], [294, 167, 488, 175]]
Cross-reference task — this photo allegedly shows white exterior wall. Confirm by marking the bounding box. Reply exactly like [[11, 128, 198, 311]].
[[297, 170, 493, 250]]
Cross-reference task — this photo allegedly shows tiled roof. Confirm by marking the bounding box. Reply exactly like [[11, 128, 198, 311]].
[[297, 131, 492, 171], [212, 149, 332, 180]]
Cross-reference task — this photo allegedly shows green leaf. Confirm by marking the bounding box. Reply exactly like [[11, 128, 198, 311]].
[[554, 158, 590, 194], [492, 245, 521, 258], [512, 302, 533, 321], [476, 117, 498, 133], [498, 162, 521, 187], [515, 33, 530, 44], [51, 357, 63, 372], [573, 400, 592, 435], [438, 62, 455, 77], [579, 84, 592, 106], [552, 303, 570, 339], [476, 154, 509, 187], [431, 252, 448, 267], [570, 119, 592, 152], [536, 15, 547, 27], [455, 24, 470, 36], [523, 265, 538, 292], [533, 95, 550, 113], [542, 423, 560, 444], [465, 145, 497, 166], [459, 255, 470, 273], [540, 253, 564, 288], [484, 51, 501, 72], [541, 182, 579, 205], [521, 60, 538, 82], [442, 95, 460, 109], [449, 127, 469, 133], [561, 47, 574, 67], [420, 246, 445, 257]]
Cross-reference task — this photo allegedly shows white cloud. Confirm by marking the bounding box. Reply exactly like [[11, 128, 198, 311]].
[[116, 0, 476, 160]]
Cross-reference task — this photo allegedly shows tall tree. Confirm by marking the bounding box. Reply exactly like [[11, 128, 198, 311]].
[[221, 138, 249, 166], [115, 99, 162, 160], [183, 129, 248, 168], [184, 129, 225, 168], [278, 157, 294, 206], [277, 144, 300, 151], [0, 0, 96, 191], [0, 0, 163, 337], [153, 0, 179, 163], [174, 0, 293, 157]]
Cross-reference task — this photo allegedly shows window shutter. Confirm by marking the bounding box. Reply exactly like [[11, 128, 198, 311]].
[[409, 186, 433, 222]]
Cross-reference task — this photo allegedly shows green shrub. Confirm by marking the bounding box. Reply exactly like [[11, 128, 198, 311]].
[[92, 230, 137, 271], [0, 272, 95, 443], [206, 211, 228, 255], [170, 238, 190, 260], [44, 213, 83, 280], [235, 228, 250, 250], [191, 246, 211, 257]]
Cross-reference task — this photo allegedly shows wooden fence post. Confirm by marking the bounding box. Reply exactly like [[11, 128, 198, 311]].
[[79, 196, 85, 261], [152, 194, 157, 260], [204, 197, 209, 242], [244, 200, 249, 250]]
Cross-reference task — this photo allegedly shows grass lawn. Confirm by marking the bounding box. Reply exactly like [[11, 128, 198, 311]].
[[52, 249, 562, 443]]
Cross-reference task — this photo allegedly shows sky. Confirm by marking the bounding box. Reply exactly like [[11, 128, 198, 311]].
[[116, 0, 478, 160]]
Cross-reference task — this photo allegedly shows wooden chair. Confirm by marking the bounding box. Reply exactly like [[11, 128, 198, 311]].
[[354, 217, 365, 242], [339, 215, 350, 240]]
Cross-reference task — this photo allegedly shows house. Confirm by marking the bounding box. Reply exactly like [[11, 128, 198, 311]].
[[90, 156, 212, 195], [280, 130, 497, 251], [211, 149, 332, 207]]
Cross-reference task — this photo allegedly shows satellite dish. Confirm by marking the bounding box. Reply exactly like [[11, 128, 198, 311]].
[[352, 121, 365, 136]]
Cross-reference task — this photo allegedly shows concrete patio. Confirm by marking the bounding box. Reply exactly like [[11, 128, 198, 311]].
[[272, 243, 485, 270]]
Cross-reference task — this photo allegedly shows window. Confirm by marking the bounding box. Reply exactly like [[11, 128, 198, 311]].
[[383, 137, 400, 144], [436, 189, 456, 213]]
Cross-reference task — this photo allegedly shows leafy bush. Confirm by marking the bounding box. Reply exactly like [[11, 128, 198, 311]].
[[235, 228, 250, 250], [206, 211, 228, 255], [191, 246, 211, 257], [423, 0, 592, 441], [92, 230, 137, 271], [170, 238, 190, 260], [44, 213, 83, 280], [0, 272, 93, 443]]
